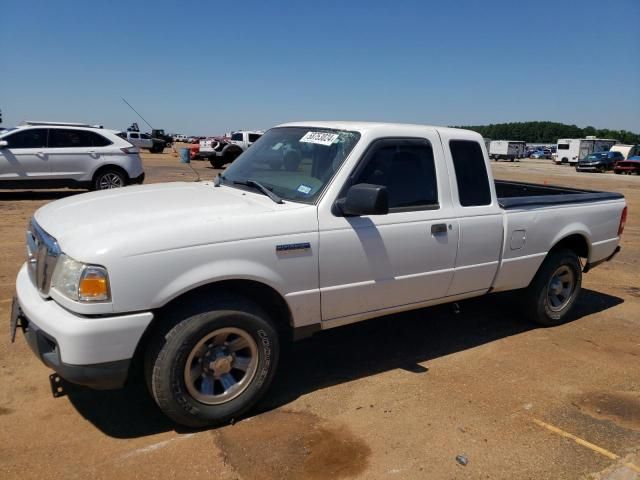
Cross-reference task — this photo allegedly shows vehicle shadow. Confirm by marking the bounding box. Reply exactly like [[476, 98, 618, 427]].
[[66, 288, 623, 438], [0, 190, 80, 201]]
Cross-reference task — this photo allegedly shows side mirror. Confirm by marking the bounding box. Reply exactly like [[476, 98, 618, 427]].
[[337, 183, 389, 216], [0, 140, 7, 148]]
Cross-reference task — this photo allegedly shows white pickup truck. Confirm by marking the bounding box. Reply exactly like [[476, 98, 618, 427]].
[[199, 130, 263, 168], [11, 122, 627, 427]]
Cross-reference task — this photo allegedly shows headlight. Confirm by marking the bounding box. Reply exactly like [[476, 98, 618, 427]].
[[51, 254, 111, 302]]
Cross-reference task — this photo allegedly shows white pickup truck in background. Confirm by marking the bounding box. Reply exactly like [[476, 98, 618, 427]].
[[11, 122, 626, 427], [199, 130, 263, 168], [117, 131, 165, 153]]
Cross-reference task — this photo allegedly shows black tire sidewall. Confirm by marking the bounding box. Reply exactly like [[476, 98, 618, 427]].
[[150, 307, 279, 427], [527, 249, 582, 326]]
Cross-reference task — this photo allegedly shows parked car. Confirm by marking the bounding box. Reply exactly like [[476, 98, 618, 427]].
[[199, 130, 263, 168], [10, 121, 626, 427], [614, 156, 640, 175], [189, 144, 201, 160], [530, 149, 551, 159], [576, 151, 625, 173], [117, 131, 165, 153], [0, 121, 144, 190]]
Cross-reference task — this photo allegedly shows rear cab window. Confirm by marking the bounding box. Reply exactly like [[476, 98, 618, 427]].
[[449, 140, 491, 206]]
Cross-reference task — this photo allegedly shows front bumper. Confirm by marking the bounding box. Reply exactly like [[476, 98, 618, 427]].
[[13, 264, 153, 389]]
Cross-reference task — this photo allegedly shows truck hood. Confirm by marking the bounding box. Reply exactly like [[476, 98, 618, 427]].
[[34, 182, 312, 261]]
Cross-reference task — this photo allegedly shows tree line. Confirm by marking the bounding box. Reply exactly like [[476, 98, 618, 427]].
[[454, 121, 640, 144]]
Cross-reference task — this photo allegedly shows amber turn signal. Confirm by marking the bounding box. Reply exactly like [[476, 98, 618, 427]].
[[79, 267, 110, 302]]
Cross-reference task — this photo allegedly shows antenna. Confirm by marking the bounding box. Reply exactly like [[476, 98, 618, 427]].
[[121, 98, 154, 130]]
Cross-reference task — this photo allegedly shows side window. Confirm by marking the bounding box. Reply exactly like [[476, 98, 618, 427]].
[[231, 133, 243, 142], [130, 133, 139, 139], [87, 131, 112, 147], [49, 129, 93, 148], [141, 133, 151, 139], [4, 129, 47, 148], [351, 140, 438, 210], [449, 140, 492, 207], [248, 133, 261, 143]]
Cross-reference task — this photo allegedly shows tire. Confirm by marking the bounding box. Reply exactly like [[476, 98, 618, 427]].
[[144, 294, 280, 427], [523, 249, 582, 326], [224, 149, 242, 165], [209, 158, 225, 169], [93, 168, 127, 190]]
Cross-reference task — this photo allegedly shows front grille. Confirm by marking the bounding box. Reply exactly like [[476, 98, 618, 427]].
[[26, 219, 60, 296]]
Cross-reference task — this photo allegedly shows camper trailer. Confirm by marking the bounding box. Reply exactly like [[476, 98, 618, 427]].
[[610, 144, 640, 160], [489, 140, 526, 161], [555, 137, 618, 165]]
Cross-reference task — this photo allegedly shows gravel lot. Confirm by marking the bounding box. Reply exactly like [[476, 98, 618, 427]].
[[1, 151, 639, 479]]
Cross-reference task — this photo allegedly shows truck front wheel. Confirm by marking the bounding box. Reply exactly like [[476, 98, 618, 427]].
[[523, 249, 582, 326], [145, 295, 280, 427]]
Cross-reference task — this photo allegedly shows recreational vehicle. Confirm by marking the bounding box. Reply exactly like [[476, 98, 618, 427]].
[[555, 137, 618, 165]]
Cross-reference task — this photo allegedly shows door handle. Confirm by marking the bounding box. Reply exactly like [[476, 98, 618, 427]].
[[37, 151, 46, 157], [431, 223, 448, 235]]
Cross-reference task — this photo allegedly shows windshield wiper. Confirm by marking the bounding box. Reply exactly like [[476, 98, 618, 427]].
[[233, 179, 283, 204]]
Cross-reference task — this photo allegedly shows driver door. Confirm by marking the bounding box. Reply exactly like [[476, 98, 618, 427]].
[[318, 136, 459, 323]]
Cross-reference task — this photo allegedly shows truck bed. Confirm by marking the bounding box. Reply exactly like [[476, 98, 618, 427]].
[[496, 180, 623, 209]]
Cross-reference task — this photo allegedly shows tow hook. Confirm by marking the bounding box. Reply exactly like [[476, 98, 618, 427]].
[[49, 374, 75, 398]]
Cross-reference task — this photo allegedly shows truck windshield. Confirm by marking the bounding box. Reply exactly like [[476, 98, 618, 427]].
[[221, 127, 361, 204]]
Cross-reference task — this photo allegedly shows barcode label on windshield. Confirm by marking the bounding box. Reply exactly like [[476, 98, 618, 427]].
[[300, 131, 339, 146]]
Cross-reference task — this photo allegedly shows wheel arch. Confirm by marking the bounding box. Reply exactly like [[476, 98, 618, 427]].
[[548, 232, 590, 260], [130, 279, 297, 377]]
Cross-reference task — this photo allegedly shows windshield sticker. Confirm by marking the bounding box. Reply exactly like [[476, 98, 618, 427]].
[[300, 131, 339, 146], [297, 184, 312, 195]]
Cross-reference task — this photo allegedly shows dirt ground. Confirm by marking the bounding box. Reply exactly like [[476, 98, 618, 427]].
[[0, 151, 639, 480]]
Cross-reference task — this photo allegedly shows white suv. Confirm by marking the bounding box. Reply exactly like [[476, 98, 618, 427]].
[[0, 122, 145, 190]]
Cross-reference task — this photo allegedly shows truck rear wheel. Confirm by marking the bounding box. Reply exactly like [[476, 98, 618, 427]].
[[523, 249, 582, 326], [144, 295, 279, 427]]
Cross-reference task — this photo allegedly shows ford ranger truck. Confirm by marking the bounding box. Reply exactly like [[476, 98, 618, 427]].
[[10, 122, 627, 427]]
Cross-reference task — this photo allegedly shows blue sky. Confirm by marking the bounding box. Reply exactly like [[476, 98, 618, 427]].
[[2, 0, 639, 135]]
